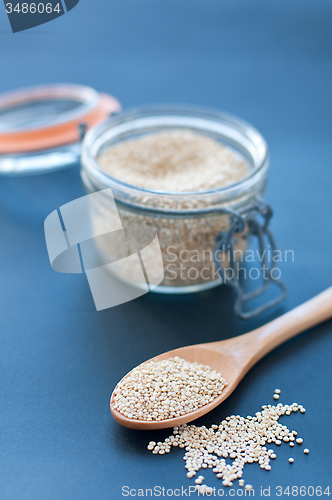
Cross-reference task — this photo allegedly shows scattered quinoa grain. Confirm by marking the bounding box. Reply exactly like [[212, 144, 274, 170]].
[[273, 394, 280, 400], [187, 471, 195, 478], [147, 398, 307, 489], [303, 448, 309, 454], [296, 438, 303, 444], [274, 389, 281, 394]]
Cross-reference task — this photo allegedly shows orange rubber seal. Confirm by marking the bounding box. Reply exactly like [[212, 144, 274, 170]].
[[0, 87, 121, 154]]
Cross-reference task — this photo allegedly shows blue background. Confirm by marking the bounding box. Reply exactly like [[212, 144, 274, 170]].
[[0, 1, 331, 498]]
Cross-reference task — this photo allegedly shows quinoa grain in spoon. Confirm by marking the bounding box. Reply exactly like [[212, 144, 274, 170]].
[[112, 357, 227, 421]]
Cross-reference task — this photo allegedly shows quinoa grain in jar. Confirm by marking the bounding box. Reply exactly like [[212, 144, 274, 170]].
[[81, 105, 269, 294]]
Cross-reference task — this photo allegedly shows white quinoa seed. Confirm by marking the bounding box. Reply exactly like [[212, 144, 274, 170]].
[[289, 458, 294, 463], [304, 448, 309, 454], [113, 356, 227, 421], [187, 471, 196, 478], [296, 438, 303, 444], [274, 389, 281, 394], [147, 399, 306, 489], [273, 394, 280, 400], [98, 131, 248, 193], [96, 131, 249, 289]]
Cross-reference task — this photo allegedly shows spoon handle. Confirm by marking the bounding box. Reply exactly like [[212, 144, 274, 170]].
[[245, 286, 332, 367]]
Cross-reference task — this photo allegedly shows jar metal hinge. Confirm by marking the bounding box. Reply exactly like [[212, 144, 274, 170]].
[[213, 197, 288, 319], [78, 123, 88, 141]]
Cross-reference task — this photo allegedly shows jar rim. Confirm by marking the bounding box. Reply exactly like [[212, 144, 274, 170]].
[[0, 84, 121, 156], [0, 84, 99, 133], [81, 104, 269, 203]]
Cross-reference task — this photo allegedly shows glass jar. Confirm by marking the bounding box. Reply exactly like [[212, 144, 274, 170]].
[[81, 104, 270, 296], [0, 84, 120, 175]]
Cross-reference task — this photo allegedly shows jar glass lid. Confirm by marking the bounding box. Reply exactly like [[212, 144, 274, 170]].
[[0, 84, 121, 175]]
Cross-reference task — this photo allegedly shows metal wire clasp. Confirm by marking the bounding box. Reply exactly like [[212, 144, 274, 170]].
[[213, 197, 287, 319]]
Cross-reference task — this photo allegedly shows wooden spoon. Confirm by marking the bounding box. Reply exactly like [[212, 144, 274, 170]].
[[110, 287, 332, 430]]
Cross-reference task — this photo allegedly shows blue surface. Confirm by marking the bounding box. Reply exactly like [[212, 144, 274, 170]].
[[0, 1, 332, 499]]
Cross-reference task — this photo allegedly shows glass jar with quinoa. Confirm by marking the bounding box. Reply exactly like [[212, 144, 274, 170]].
[[81, 105, 285, 316]]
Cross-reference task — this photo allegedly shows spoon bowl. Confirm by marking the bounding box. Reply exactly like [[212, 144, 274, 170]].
[[111, 344, 238, 430], [111, 287, 332, 430]]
